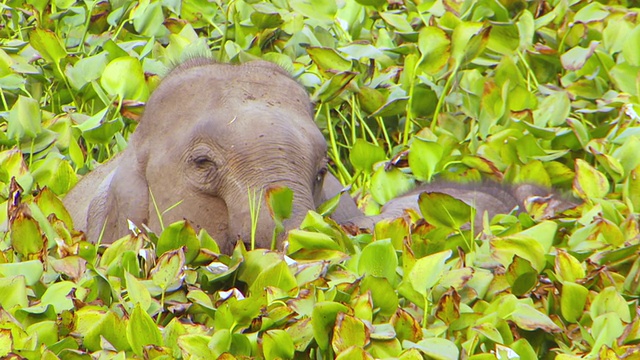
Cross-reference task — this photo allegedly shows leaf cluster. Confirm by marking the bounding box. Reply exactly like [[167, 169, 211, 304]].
[[0, 0, 639, 359]]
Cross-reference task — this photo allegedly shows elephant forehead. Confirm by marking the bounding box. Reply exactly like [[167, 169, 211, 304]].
[[161, 61, 311, 108], [202, 106, 325, 146]]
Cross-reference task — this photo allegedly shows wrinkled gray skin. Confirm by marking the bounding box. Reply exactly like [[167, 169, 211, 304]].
[[345, 181, 578, 233], [64, 59, 358, 254]]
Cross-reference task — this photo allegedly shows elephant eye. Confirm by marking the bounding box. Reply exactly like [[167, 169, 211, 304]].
[[192, 155, 216, 169], [315, 167, 327, 184]]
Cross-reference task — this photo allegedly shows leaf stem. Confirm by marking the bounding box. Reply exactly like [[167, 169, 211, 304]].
[[323, 104, 351, 183], [431, 65, 458, 132]]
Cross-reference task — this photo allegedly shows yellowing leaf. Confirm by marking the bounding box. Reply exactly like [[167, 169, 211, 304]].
[[418, 27, 450, 74], [573, 159, 610, 199], [126, 303, 163, 356], [332, 313, 369, 353], [150, 248, 185, 291]]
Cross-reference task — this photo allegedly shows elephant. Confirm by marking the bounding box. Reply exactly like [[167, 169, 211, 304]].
[[344, 181, 578, 233], [64, 59, 359, 254], [64, 58, 577, 254]]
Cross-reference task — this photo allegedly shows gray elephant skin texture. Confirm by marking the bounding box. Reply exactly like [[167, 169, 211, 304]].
[[63, 59, 358, 254]]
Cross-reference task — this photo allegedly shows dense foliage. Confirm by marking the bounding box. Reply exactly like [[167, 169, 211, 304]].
[[1, 0, 640, 358]]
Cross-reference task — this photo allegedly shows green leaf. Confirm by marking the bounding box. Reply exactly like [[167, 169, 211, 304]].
[[208, 329, 232, 357], [354, 0, 385, 7], [374, 217, 410, 251], [125, 272, 152, 312], [249, 258, 298, 294], [250, 10, 283, 30], [561, 41, 599, 71], [263, 329, 295, 360], [554, 250, 586, 283], [311, 301, 349, 351], [150, 248, 185, 292], [312, 71, 357, 102], [392, 308, 422, 343], [40, 281, 77, 312], [0, 261, 43, 286], [603, 19, 633, 54], [100, 56, 149, 101], [177, 334, 214, 358], [31, 154, 78, 195], [29, 29, 67, 65], [307, 47, 352, 75], [380, 12, 414, 33], [0, 276, 28, 310], [590, 313, 624, 357], [266, 186, 294, 223], [80, 309, 130, 352], [157, 221, 200, 264], [357, 239, 398, 283], [418, 192, 473, 230], [350, 139, 386, 173], [418, 26, 450, 75], [370, 167, 415, 205], [487, 24, 519, 55], [332, 313, 368, 353], [505, 256, 538, 297], [287, 229, 342, 253], [509, 302, 561, 332], [473, 322, 503, 343], [451, 22, 487, 66], [408, 250, 452, 295], [590, 286, 631, 322], [126, 303, 163, 356], [409, 138, 443, 182], [574, 2, 609, 22], [624, 164, 640, 212], [131, 0, 167, 37], [622, 24, 640, 66], [8, 96, 42, 140], [361, 275, 399, 317], [573, 159, 610, 199], [406, 337, 459, 360], [490, 236, 547, 272], [560, 281, 588, 323], [517, 221, 557, 253], [517, 10, 534, 51], [357, 86, 387, 114], [533, 91, 571, 127], [10, 213, 44, 259], [609, 63, 640, 96], [289, 0, 337, 24], [65, 53, 108, 90], [34, 187, 73, 229]]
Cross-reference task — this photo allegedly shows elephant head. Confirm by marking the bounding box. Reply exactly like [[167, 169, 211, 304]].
[[85, 60, 334, 253]]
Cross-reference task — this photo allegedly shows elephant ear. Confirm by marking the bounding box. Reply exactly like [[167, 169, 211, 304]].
[[87, 153, 150, 243]]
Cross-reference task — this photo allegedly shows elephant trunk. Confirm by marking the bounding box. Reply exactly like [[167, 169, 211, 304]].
[[225, 183, 315, 253]]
